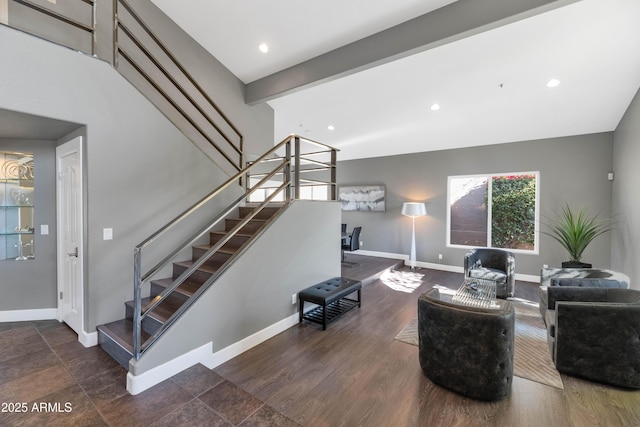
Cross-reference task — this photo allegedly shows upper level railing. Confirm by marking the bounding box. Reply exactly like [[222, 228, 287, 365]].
[[132, 135, 338, 359], [1, 0, 244, 176], [114, 0, 243, 176], [1, 0, 96, 54]]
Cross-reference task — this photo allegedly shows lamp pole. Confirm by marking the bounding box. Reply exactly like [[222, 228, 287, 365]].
[[401, 202, 427, 271], [410, 215, 417, 270]]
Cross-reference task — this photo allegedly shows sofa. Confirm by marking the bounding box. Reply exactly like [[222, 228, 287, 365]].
[[544, 286, 640, 388], [538, 268, 630, 320]]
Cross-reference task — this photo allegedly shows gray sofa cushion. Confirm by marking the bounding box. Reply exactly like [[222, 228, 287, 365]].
[[550, 278, 627, 288], [468, 267, 507, 283]]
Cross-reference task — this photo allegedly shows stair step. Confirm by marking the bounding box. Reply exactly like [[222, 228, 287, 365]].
[[151, 277, 204, 304], [97, 319, 149, 369], [125, 297, 178, 335], [209, 231, 251, 249], [191, 246, 233, 268], [238, 205, 282, 220], [225, 218, 267, 234], [173, 261, 217, 285]]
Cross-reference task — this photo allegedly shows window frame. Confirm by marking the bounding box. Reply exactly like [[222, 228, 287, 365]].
[[446, 171, 540, 254]]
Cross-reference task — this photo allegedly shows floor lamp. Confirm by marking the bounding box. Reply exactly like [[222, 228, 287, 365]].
[[401, 202, 427, 270]]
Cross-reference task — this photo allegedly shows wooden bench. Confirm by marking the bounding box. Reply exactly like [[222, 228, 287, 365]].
[[298, 277, 362, 330]]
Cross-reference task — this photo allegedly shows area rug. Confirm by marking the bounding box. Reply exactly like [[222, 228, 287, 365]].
[[395, 296, 564, 390]]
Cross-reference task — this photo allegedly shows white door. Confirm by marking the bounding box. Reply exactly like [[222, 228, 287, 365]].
[[56, 137, 84, 336]]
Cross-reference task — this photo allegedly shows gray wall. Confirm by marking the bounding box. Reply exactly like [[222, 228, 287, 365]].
[[338, 133, 614, 277], [612, 87, 640, 288], [131, 200, 341, 375], [0, 139, 57, 310], [0, 24, 274, 330]]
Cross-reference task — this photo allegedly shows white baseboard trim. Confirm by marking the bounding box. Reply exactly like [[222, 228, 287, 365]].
[[356, 249, 408, 262], [360, 250, 539, 283], [126, 313, 300, 395], [79, 331, 98, 348], [127, 342, 214, 395], [207, 313, 299, 369], [0, 308, 57, 322]]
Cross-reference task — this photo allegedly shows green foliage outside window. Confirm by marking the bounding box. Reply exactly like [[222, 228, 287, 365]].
[[491, 175, 536, 250]]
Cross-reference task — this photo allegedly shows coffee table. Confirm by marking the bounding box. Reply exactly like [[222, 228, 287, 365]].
[[452, 278, 498, 308]]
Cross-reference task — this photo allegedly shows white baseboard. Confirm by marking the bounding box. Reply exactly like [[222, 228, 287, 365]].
[[79, 331, 98, 347], [126, 312, 300, 395], [356, 249, 408, 261], [0, 308, 57, 322], [361, 250, 539, 283], [0, 308, 99, 346], [127, 342, 214, 395], [207, 313, 299, 368]]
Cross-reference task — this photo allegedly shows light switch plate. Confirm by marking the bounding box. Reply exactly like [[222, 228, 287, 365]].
[[41, 224, 49, 235], [103, 228, 113, 240]]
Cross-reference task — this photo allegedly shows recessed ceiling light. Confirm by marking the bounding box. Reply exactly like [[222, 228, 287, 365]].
[[258, 43, 269, 53], [546, 78, 560, 88], [430, 103, 440, 111], [328, 125, 335, 131]]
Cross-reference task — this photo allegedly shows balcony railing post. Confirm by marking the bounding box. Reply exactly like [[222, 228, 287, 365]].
[[284, 139, 292, 203], [133, 247, 142, 359], [331, 148, 337, 201], [294, 136, 301, 200]]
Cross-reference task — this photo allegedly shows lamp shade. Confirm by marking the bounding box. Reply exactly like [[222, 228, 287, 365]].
[[401, 202, 427, 217]]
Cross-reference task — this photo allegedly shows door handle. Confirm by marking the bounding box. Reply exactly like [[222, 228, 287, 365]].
[[67, 247, 78, 257]]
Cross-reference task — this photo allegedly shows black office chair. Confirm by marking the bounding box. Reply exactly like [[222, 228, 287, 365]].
[[341, 223, 347, 233], [342, 227, 361, 266]]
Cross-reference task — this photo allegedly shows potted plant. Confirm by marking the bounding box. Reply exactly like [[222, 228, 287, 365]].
[[542, 204, 613, 268]]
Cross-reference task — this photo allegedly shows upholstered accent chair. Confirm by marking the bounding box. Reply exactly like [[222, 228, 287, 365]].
[[545, 287, 640, 389], [418, 289, 515, 400], [464, 249, 515, 299]]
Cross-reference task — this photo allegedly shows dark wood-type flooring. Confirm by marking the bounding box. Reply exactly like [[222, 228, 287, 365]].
[[2, 254, 639, 426]]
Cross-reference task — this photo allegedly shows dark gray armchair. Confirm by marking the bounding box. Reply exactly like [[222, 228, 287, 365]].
[[464, 249, 515, 298], [546, 287, 640, 389], [418, 289, 515, 400]]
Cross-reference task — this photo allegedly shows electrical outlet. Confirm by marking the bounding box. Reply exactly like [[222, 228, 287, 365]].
[[360, 241, 364, 247], [438, 254, 443, 260], [291, 293, 297, 305], [543, 264, 549, 268]]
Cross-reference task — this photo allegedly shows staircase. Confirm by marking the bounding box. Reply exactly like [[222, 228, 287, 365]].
[[97, 204, 284, 367]]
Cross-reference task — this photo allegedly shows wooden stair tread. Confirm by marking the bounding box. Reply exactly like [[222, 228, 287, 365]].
[[210, 230, 253, 238], [126, 297, 179, 323], [193, 244, 236, 255], [98, 319, 150, 352], [151, 277, 203, 297], [174, 260, 219, 274]]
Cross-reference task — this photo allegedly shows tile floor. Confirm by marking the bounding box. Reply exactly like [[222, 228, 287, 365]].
[[0, 320, 299, 426]]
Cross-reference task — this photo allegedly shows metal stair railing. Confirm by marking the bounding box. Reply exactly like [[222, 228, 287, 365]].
[[114, 0, 244, 176], [132, 135, 338, 359]]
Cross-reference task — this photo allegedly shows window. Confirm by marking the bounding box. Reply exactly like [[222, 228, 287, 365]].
[[447, 172, 539, 252]]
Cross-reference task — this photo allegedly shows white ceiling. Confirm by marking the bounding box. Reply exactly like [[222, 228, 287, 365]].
[[152, 0, 640, 161]]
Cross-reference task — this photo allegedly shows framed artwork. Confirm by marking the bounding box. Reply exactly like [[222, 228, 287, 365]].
[[339, 185, 386, 212]]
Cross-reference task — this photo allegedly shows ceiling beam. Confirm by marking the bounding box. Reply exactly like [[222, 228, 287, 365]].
[[245, 0, 581, 105]]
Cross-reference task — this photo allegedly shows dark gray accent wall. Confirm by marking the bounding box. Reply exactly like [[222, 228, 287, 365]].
[[612, 87, 640, 288], [0, 139, 57, 310], [338, 133, 614, 277], [0, 24, 274, 330]]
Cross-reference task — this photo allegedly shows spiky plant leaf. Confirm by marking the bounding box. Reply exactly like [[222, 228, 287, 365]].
[[542, 205, 613, 262]]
